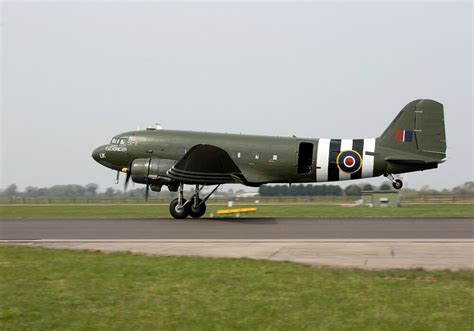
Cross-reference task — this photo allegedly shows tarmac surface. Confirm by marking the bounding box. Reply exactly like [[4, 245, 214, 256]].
[[1, 218, 473, 239], [2, 218, 472, 270]]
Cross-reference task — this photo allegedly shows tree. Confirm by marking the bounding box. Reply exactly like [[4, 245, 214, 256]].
[[258, 186, 268, 196], [126, 187, 146, 198], [379, 183, 391, 191], [104, 187, 118, 197], [362, 184, 374, 191], [48, 185, 87, 197], [85, 183, 99, 196], [258, 184, 344, 196], [344, 185, 362, 196], [452, 181, 474, 195], [25, 186, 39, 197], [3, 184, 18, 197]]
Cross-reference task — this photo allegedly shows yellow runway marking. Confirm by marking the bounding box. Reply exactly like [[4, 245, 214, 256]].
[[216, 208, 257, 215]]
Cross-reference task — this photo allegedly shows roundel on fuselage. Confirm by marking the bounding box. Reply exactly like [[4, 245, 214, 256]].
[[336, 150, 362, 174]]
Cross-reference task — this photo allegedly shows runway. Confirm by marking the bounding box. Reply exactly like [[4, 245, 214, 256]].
[[1, 218, 472, 270], [1, 217, 472, 239]]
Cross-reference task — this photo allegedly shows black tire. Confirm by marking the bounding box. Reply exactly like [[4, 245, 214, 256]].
[[169, 198, 189, 219], [392, 179, 403, 190], [189, 199, 206, 218]]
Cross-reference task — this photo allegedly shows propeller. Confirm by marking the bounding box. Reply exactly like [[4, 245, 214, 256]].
[[123, 159, 152, 201], [145, 158, 152, 201], [145, 177, 150, 201], [124, 163, 132, 192]]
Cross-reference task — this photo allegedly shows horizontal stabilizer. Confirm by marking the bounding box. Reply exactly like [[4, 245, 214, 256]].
[[384, 157, 439, 173], [385, 157, 444, 165]]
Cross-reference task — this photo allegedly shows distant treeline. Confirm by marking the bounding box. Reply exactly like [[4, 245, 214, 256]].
[[0, 184, 149, 198], [259, 184, 344, 196], [0, 181, 472, 198], [259, 182, 474, 197], [259, 183, 384, 197]]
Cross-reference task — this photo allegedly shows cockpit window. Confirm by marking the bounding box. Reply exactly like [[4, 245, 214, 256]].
[[110, 138, 128, 145]]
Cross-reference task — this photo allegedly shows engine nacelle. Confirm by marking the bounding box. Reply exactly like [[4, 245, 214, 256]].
[[130, 158, 176, 185]]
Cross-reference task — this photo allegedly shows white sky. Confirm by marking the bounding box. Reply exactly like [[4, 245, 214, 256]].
[[1, 1, 473, 191]]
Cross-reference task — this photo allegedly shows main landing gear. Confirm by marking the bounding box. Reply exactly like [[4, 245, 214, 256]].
[[169, 183, 221, 219], [384, 173, 403, 190]]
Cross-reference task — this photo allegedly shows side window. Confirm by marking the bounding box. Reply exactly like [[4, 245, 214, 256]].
[[119, 139, 128, 146], [272, 154, 278, 161], [231, 152, 241, 159], [251, 152, 260, 160]]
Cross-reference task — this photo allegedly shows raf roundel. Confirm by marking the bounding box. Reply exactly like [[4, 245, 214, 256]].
[[336, 150, 362, 174]]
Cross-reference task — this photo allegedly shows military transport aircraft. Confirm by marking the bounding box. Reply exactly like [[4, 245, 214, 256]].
[[92, 99, 446, 219]]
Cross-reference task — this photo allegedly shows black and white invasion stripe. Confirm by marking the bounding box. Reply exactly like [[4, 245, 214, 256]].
[[316, 138, 375, 182]]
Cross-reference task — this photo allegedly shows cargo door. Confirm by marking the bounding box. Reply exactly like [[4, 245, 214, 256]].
[[297, 142, 313, 174]]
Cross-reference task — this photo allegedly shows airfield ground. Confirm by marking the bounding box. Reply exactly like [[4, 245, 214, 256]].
[[1, 246, 473, 330], [1, 201, 472, 329]]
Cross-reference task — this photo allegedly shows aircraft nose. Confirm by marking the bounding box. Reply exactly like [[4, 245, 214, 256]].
[[92, 146, 104, 163]]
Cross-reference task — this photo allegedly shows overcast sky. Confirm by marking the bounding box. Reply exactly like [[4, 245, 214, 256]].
[[1, 1, 472, 191]]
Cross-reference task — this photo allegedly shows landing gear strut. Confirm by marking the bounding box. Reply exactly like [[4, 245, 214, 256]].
[[169, 183, 188, 219], [384, 173, 403, 190], [189, 185, 206, 218], [169, 184, 221, 219]]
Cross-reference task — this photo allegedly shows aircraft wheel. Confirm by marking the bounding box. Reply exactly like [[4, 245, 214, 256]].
[[189, 199, 206, 218], [169, 198, 189, 219], [392, 179, 403, 190]]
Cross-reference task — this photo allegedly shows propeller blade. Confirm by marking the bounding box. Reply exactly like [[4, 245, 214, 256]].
[[145, 181, 150, 201], [124, 171, 131, 191], [124, 163, 132, 192], [144, 158, 151, 201], [115, 170, 120, 184]]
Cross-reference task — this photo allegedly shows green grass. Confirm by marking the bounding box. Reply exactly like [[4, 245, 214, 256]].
[[0, 246, 473, 330], [0, 203, 473, 219]]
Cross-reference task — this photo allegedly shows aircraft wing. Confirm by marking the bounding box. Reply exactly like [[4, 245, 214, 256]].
[[166, 144, 245, 185]]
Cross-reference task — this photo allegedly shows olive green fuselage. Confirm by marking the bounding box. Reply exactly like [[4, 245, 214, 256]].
[[93, 129, 390, 185], [93, 99, 446, 188]]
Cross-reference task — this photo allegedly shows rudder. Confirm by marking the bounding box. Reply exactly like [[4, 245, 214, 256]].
[[379, 99, 446, 160]]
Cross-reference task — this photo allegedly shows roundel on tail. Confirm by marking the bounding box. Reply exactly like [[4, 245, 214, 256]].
[[336, 150, 362, 174]]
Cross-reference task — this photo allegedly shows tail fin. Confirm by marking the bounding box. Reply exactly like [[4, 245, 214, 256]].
[[379, 99, 446, 160]]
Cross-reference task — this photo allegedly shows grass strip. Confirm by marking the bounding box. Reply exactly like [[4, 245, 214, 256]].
[[0, 246, 473, 330], [1, 203, 473, 219]]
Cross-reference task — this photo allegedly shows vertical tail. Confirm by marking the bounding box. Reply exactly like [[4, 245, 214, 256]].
[[379, 99, 447, 159], [377, 99, 446, 175]]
